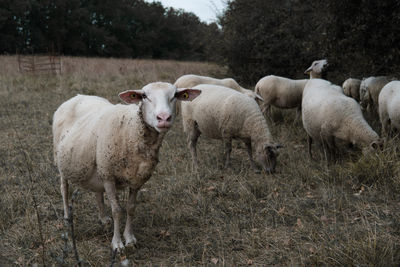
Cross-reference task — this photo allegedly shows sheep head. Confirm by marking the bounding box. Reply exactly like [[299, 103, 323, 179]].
[[255, 143, 283, 174], [304, 59, 329, 79], [119, 82, 201, 133]]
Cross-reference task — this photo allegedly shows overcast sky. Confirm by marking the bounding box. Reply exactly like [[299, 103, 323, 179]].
[[144, 0, 227, 23]]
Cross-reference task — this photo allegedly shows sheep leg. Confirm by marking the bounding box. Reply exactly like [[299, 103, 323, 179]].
[[95, 192, 111, 224], [295, 105, 302, 121], [327, 137, 336, 163], [244, 139, 260, 173], [60, 175, 69, 220], [187, 122, 201, 170], [261, 103, 273, 122], [223, 138, 232, 168], [104, 180, 124, 251], [322, 137, 336, 163], [307, 135, 313, 159], [381, 118, 390, 140], [123, 188, 138, 246]]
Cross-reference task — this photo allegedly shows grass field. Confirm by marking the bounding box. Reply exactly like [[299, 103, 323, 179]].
[[0, 55, 399, 266]]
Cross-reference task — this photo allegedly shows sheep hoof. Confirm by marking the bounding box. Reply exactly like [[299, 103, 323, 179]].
[[124, 234, 137, 247], [112, 239, 125, 253]]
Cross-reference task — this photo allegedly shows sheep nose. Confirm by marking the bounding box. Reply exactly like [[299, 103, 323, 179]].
[[157, 112, 171, 122]]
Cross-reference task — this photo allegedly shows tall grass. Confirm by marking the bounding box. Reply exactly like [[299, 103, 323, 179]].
[[0, 56, 399, 266]]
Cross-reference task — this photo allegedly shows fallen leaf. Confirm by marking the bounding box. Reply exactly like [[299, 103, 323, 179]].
[[320, 215, 329, 225], [160, 230, 170, 238], [278, 207, 285, 215], [296, 218, 303, 229], [206, 186, 216, 192], [273, 188, 279, 197], [283, 238, 292, 246], [55, 222, 63, 230], [247, 259, 254, 265], [211, 258, 219, 264], [382, 209, 390, 215], [306, 191, 314, 198], [45, 237, 55, 244], [309, 246, 316, 254]]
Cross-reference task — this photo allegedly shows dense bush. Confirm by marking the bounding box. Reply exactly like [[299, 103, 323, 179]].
[[220, 0, 400, 84]]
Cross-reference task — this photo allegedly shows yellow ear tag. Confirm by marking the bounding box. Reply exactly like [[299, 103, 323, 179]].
[[130, 93, 136, 99], [182, 92, 189, 99]]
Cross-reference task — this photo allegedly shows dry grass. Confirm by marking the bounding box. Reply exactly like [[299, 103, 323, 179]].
[[0, 55, 399, 266]]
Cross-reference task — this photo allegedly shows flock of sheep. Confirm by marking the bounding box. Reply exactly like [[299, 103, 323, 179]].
[[52, 59, 398, 251]]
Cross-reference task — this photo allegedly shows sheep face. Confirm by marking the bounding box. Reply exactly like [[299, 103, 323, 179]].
[[119, 82, 201, 132], [304, 59, 328, 77], [255, 143, 282, 174]]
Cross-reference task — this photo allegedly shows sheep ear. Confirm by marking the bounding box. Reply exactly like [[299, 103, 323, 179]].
[[175, 88, 201, 101], [119, 90, 144, 104], [255, 93, 264, 102], [304, 66, 312, 74]]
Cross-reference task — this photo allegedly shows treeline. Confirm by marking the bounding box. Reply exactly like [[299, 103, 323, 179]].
[[220, 0, 400, 84], [0, 0, 221, 60], [2, 0, 400, 82]]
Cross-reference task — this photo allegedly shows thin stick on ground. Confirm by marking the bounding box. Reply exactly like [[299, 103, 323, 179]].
[[68, 189, 82, 267]]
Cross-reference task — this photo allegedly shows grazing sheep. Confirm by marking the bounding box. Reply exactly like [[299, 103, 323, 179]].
[[342, 78, 361, 101], [302, 79, 380, 161], [174, 74, 263, 101], [255, 59, 328, 117], [53, 82, 201, 251], [181, 84, 282, 173], [359, 76, 395, 112], [378, 80, 400, 138]]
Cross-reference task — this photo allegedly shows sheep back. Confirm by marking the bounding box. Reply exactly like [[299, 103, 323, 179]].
[[181, 84, 270, 140], [255, 75, 307, 109], [342, 78, 361, 101]]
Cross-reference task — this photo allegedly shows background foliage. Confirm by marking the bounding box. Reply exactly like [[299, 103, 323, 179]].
[[0, 0, 222, 61], [1, 0, 400, 83], [220, 0, 400, 84]]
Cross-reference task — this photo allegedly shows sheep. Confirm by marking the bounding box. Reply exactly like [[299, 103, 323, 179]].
[[254, 59, 329, 118], [378, 80, 400, 138], [53, 82, 201, 251], [181, 84, 282, 173], [302, 78, 380, 161], [174, 74, 263, 101], [342, 78, 361, 101], [359, 76, 396, 113]]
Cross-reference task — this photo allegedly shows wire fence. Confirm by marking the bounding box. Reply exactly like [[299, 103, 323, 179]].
[[18, 53, 61, 74]]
